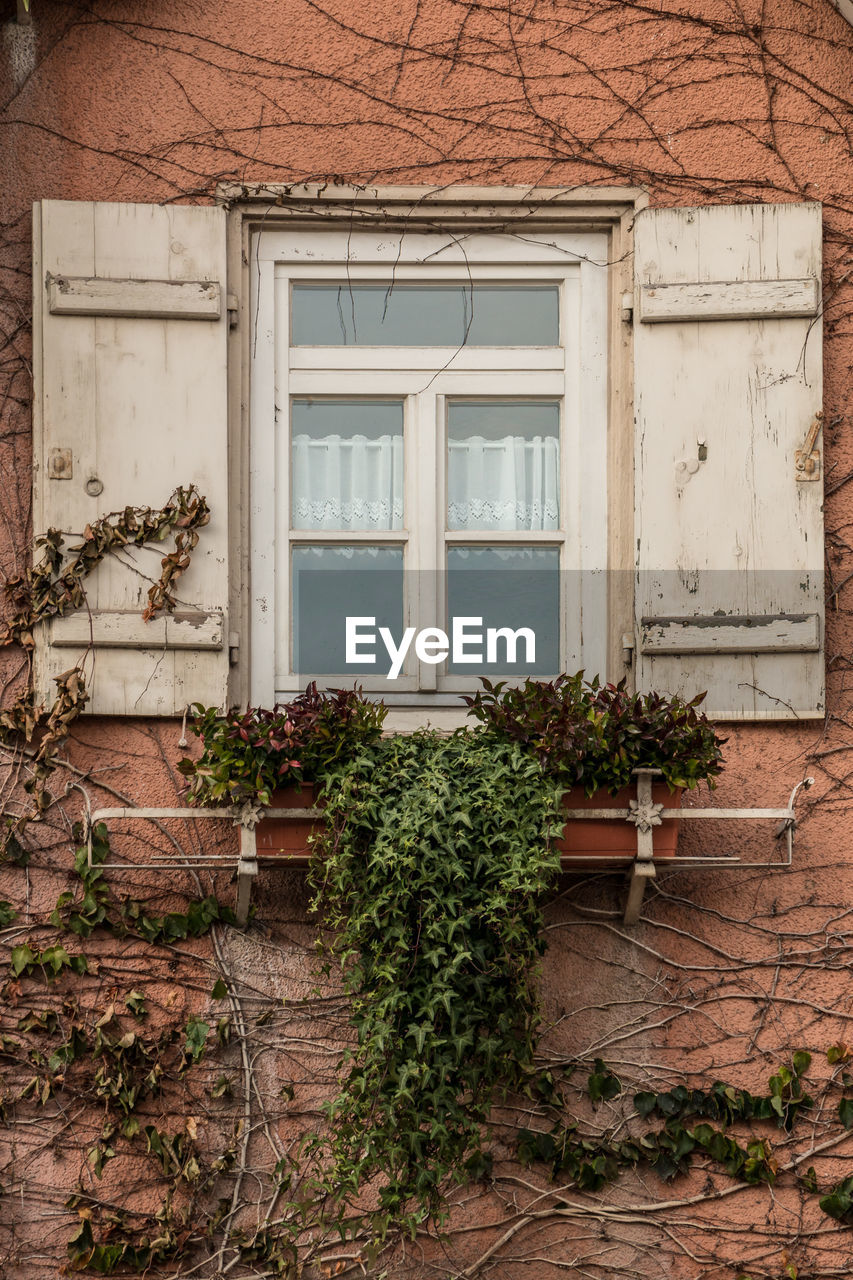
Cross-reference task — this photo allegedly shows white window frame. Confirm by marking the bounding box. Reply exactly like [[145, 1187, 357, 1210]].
[[228, 186, 644, 719]]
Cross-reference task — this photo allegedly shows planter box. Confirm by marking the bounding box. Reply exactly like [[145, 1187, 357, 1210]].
[[255, 784, 323, 861], [556, 783, 681, 865], [256, 781, 681, 865]]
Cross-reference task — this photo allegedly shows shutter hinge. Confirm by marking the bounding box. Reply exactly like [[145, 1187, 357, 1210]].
[[229, 631, 240, 666], [226, 294, 239, 330], [621, 292, 634, 323], [795, 413, 822, 481], [621, 633, 635, 666]]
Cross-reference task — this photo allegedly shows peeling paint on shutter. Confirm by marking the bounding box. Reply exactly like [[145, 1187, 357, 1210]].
[[633, 202, 824, 720], [33, 201, 229, 715]]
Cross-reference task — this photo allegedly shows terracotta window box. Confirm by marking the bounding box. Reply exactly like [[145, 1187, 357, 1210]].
[[255, 784, 323, 861], [557, 783, 681, 864], [255, 780, 681, 866]]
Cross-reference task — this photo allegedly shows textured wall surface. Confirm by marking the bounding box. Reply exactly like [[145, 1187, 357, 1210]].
[[2, 2, 853, 1278]]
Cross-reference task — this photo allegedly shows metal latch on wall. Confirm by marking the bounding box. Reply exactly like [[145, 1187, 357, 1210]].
[[795, 413, 822, 481]]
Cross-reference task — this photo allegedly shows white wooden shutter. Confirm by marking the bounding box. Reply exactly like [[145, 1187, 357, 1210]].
[[33, 200, 229, 715], [633, 203, 824, 720]]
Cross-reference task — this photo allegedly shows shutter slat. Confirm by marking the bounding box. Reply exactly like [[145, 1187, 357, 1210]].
[[48, 275, 222, 320]]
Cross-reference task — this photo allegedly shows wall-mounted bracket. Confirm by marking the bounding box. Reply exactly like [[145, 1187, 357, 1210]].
[[234, 802, 264, 926], [624, 769, 660, 924], [82, 776, 815, 931]]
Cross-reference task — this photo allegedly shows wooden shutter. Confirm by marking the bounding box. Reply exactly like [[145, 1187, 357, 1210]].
[[32, 201, 229, 715], [633, 203, 824, 720]]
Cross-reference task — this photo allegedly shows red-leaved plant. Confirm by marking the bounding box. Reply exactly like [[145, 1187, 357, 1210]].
[[464, 674, 725, 794], [177, 683, 386, 806]]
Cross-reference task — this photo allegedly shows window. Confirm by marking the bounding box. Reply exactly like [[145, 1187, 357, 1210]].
[[33, 192, 824, 720], [249, 226, 610, 703]]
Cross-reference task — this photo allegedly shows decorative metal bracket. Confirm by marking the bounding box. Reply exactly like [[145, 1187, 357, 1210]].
[[620, 772, 813, 925], [82, 775, 815, 931], [624, 770, 659, 925], [627, 797, 664, 834]]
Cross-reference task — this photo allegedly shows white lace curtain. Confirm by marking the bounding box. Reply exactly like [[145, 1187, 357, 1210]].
[[292, 432, 559, 531], [448, 436, 559, 530], [292, 434, 404, 530]]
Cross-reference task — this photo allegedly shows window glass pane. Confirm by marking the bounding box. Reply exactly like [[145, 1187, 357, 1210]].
[[292, 545, 404, 675], [291, 400, 404, 531], [447, 401, 560, 531], [446, 546, 559, 675], [291, 283, 559, 347]]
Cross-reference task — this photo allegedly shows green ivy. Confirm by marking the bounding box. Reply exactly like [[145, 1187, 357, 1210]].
[[47, 822, 237, 946], [10, 941, 88, 980], [308, 730, 565, 1239], [66, 1211, 180, 1274], [521, 1055, 815, 1192], [181, 1014, 210, 1070]]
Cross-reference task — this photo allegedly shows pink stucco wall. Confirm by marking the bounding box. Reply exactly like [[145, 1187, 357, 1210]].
[[2, 2, 853, 1277]]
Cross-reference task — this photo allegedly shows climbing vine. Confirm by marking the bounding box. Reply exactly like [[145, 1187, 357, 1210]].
[[0, 486, 210, 846], [1, 484, 210, 650]]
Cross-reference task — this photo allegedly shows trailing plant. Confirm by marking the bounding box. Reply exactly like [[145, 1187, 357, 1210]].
[[307, 730, 565, 1240], [177, 682, 386, 806], [465, 673, 725, 794]]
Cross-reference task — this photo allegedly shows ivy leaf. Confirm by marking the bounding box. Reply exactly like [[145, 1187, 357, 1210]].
[[211, 977, 228, 1000], [87, 1144, 115, 1179], [211, 1075, 233, 1098], [652, 1152, 679, 1181], [820, 1185, 853, 1221], [67, 1217, 94, 1265], [839, 1097, 853, 1130], [587, 1058, 621, 1105], [124, 990, 147, 1016], [183, 1016, 210, 1065], [10, 944, 34, 976], [2, 832, 30, 867]]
